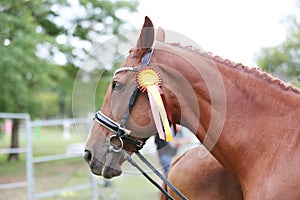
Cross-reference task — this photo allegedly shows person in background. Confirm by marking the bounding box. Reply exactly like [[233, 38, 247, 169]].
[[155, 125, 190, 176]]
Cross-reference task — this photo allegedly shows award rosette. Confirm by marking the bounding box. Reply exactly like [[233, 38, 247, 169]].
[[135, 67, 172, 142]]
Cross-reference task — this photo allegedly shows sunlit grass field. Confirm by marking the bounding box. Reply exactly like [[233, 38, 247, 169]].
[[0, 125, 162, 200]]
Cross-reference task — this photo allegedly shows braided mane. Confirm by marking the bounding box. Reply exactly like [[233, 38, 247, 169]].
[[167, 43, 300, 95]]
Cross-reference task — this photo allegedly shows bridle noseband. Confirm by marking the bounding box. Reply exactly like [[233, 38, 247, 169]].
[[94, 111, 131, 135], [94, 110, 144, 152]]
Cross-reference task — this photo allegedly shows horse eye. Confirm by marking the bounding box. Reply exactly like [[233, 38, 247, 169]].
[[112, 81, 124, 91]]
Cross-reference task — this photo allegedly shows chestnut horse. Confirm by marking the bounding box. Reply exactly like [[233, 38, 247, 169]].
[[161, 146, 243, 200], [84, 16, 300, 199]]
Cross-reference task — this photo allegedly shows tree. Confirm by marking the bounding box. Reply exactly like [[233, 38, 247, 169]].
[[0, 0, 138, 160], [256, 1, 300, 87]]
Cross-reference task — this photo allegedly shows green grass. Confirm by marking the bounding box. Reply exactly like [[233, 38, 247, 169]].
[[0, 125, 160, 200]]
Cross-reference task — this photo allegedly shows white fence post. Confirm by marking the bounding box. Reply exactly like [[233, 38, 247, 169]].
[[25, 114, 35, 200]]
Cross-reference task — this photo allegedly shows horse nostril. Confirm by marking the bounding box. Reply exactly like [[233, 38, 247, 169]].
[[84, 150, 92, 163]]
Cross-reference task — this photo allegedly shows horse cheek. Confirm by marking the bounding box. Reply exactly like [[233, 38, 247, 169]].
[[132, 109, 152, 127]]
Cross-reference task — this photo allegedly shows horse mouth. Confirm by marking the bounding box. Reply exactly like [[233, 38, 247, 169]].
[[102, 165, 122, 179], [89, 159, 123, 178], [87, 152, 124, 179]]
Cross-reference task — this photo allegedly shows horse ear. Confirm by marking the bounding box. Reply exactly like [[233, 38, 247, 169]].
[[136, 16, 154, 49], [155, 27, 165, 42]]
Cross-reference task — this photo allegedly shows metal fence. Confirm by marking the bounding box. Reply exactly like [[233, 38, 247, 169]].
[[0, 113, 99, 200]]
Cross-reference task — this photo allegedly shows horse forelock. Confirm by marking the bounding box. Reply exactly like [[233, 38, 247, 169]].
[[156, 43, 300, 95]]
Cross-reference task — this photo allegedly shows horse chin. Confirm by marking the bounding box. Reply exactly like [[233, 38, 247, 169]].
[[102, 151, 125, 179], [89, 159, 122, 178], [89, 151, 125, 179], [102, 165, 122, 179]]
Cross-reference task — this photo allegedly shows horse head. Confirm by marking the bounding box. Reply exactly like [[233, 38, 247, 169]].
[[84, 17, 170, 178]]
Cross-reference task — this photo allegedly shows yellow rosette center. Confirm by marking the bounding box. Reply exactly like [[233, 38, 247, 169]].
[[136, 68, 161, 92]]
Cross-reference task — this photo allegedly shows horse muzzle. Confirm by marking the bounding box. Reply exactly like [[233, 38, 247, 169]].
[[84, 149, 123, 179]]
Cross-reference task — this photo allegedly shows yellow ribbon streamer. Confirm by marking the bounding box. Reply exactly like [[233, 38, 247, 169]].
[[147, 85, 173, 142]]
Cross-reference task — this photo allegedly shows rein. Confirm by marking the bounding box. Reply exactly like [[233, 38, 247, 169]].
[[94, 48, 187, 200], [119, 146, 187, 200]]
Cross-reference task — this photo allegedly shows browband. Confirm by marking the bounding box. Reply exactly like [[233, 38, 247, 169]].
[[113, 67, 138, 78]]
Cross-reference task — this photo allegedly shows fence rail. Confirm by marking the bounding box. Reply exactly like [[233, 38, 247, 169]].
[[0, 148, 27, 154], [0, 181, 28, 190]]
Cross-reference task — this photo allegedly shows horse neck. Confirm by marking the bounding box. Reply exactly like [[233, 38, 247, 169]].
[[155, 44, 300, 187], [210, 60, 300, 189]]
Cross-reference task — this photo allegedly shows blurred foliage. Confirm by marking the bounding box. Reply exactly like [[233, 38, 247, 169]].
[[0, 0, 138, 118], [256, 0, 300, 87]]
